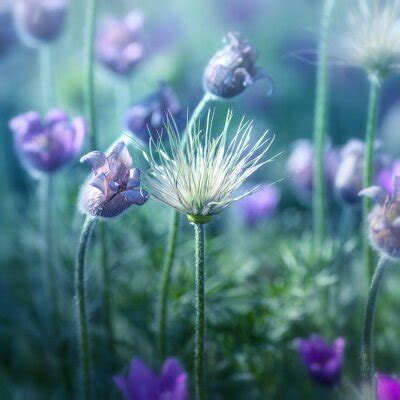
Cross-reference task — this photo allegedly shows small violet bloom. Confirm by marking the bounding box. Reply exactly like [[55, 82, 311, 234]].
[[9, 110, 86, 174], [203, 32, 272, 99], [125, 83, 182, 143], [114, 357, 188, 400], [295, 335, 346, 387], [377, 373, 400, 400], [14, 0, 67, 45], [95, 10, 144, 76], [377, 160, 400, 196], [236, 186, 280, 227], [79, 142, 148, 218]]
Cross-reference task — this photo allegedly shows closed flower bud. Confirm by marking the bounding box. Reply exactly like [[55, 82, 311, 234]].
[[95, 10, 144, 76], [125, 83, 182, 142], [203, 32, 270, 98], [360, 178, 400, 259], [79, 142, 149, 218], [9, 109, 86, 174], [14, 0, 67, 45]]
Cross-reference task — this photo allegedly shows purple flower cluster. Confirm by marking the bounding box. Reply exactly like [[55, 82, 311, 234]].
[[9, 109, 86, 174], [114, 357, 188, 400], [377, 374, 400, 400]]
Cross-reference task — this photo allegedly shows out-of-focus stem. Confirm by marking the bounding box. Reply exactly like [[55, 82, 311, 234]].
[[39, 46, 53, 112]]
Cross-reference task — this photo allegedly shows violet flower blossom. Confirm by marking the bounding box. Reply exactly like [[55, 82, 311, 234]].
[[377, 373, 400, 400]]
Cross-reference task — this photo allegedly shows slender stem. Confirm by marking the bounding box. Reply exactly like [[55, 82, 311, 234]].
[[362, 256, 388, 391], [194, 223, 206, 400], [312, 0, 335, 251], [39, 46, 53, 112], [363, 78, 381, 281], [75, 216, 97, 400], [157, 211, 179, 360], [85, 0, 97, 151]]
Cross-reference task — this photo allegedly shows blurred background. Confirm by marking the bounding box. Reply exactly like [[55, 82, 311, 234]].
[[2, 0, 400, 399]]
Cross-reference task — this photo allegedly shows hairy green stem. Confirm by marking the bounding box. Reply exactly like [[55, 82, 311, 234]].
[[194, 223, 206, 400], [312, 0, 335, 251], [362, 256, 388, 391], [75, 216, 97, 400], [84, 0, 97, 151], [157, 211, 179, 360], [363, 79, 381, 281]]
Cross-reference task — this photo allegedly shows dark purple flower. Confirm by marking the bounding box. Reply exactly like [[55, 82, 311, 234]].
[[95, 10, 144, 76], [79, 142, 148, 218], [203, 32, 272, 99], [0, 4, 16, 54], [295, 335, 346, 387], [377, 374, 400, 400], [236, 186, 280, 226], [9, 109, 86, 174], [114, 357, 188, 400], [14, 0, 67, 45], [125, 83, 181, 143]]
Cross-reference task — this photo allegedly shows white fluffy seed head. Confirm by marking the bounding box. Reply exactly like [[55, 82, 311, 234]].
[[141, 110, 276, 219]]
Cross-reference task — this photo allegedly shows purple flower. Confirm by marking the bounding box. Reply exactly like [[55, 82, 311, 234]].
[[236, 186, 280, 226], [125, 83, 182, 143], [9, 109, 86, 174], [377, 374, 400, 400], [377, 160, 400, 196], [95, 10, 144, 76], [295, 335, 346, 387], [114, 357, 188, 400], [14, 0, 67, 45], [79, 142, 148, 218]]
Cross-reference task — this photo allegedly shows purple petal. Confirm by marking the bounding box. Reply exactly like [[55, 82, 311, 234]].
[[127, 358, 158, 400], [127, 168, 141, 189], [45, 109, 69, 126], [80, 151, 108, 173], [123, 189, 149, 205], [160, 358, 185, 392], [107, 142, 132, 183], [89, 174, 107, 195], [377, 374, 400, 400]]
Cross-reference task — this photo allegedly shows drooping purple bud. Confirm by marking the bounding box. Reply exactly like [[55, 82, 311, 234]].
[[203, 32, 272, 98], [295, 335, 346, 387], [95, 10, 144, 76], [114, 357, 188, 400], [125, 83, 182, 143], [14, 0, 67, 45], [0, 3, 16, 55], [377, 373, 400, 400], [9, 109, 86, 174], [79, 142, 149, 218]]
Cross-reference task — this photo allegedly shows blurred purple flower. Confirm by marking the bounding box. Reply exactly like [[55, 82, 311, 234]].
[[114, 357, 188, 400], [14, 0, 67, 45], [0, 4, 16, 54], [96, 10, 144, 76], [9, 109, 86, 174], [236, 186, 280, 226], [295, 335, 346, 387], [217, 0, 263, 25], [125, 83, 182, 143], [377, 160, 400, 196], [377, 374, 400, 400], [79, 142, 148, 218]]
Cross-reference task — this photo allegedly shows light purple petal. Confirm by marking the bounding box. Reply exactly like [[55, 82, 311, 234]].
[[70, 117, 87, 156]]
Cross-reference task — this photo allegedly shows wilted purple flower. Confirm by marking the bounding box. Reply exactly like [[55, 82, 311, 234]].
[[360, 177, 400, 259], [295, 335, 346, 387], [14, 0, 67, 45], [377, 374, 400, 400], [236, 186, 280, 226], [95, 10, 144, 76], [79, 142, 148, 218], [125, 83, 182, 142], [0, 4, 16, 54], [287, 139, 339, 202], [114, 357, 188, 400], [203, 32, 271, 99], [9, 109, 86, 174]]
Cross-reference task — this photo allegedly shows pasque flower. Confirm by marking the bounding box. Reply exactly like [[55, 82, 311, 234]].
[[114, 357, 188, 400], [14, 0, 67, 45], [295, 335, 346, 387], [203, 32, 271, 99], [142, 110, 275, 224], [9, 109, 86, 174], [125, 83, 182, 143], [377, 373, 400, 400], [79, 141, 148, 218], [95, 10, 144, 76]]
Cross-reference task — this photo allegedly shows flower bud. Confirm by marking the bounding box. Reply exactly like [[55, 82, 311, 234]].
[[79, 142, 149, 218], [9, 109, 86, 174], [203, 32, 270, 98]]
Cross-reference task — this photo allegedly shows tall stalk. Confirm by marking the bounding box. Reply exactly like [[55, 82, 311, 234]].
[[363, 78, 381, 281], [312, 0, 335, 250], [75, 216, 97, 400], [39, 46, 53, 112]]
